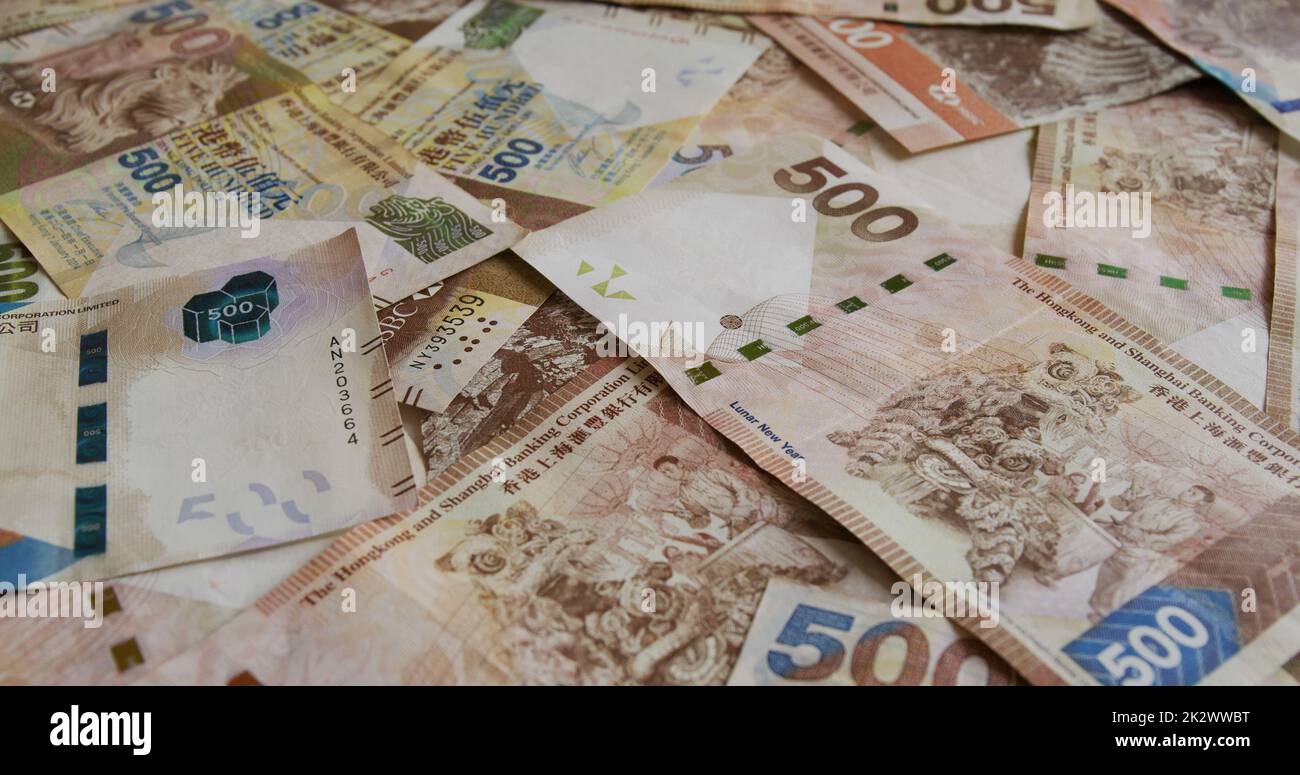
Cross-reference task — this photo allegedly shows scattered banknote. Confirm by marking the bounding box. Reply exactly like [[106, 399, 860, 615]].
[[0, 229, 416, 587], [0, 86, 525, 303], [0, 533, 333, 684], [729, 578, 1021, 685], [1267, 137, 1300, 430], [138, 355, 884, 685], [343, 0, 768, 205], [1105, 0, 1300, 144], [1024, 84, 1278, 407], [0, 0, 308, 194], [750, 5, 1198, 152], [602, 0, 1100, 29], [377, 250, 553, 412], [519, 134, 1300, 685]]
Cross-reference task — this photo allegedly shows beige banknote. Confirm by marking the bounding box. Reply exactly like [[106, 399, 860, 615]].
[[0, 533, 333, 684], [1025, 84, 1278, 408], [1266, 137, 1300, 429], [213, 0, 411, 100], [520, 134, 1300, 685], [0, 0, 309, 194], [1105, 0, 1300, 144], [377, 250, 553, 412], [0, 87, 526, 303], [343, 0, 768, 206], [751, 6, 1198, 152], [729, 578, 1021, 685], [0, 229, 417, 587], [604, 0, 1099, 29], [139, 356, 884, 685]]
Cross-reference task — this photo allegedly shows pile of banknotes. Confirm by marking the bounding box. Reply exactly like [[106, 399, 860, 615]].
[[0, 0, 1296, 686]]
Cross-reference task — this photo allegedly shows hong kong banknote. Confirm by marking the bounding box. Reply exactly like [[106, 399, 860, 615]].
[[1104, 0, 1300, 144], [1025, 84, 1279, 408], [728, 578, 1021, 685], [0, 87, 525, 304], [519, 134, 1300, 685], [0, 533, 333, 684], [0, 0, 308, 194], [601, 0, 1100, 29], [0, 229, 416, 587], [343, 0, 768, 206], [750, 6, 1197, 152], [1267, 138, 1300, 430], [138, 356, 887, 685]]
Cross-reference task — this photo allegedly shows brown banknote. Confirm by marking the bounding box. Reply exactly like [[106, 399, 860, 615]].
[[0, 0, 308, 193], [1105, 0, 1300, 143], [751, 5, 1198, 152], [520, 134, 1300, 685], [1025, 83, 1279, 408], [138, 356, 884, 685]]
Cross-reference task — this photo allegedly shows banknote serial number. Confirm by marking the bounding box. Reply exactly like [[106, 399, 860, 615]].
[[329, 341, 358, 445], [774, 156, 919, 242]]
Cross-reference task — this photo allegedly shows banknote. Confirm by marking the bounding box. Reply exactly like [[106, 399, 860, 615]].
[[750, 6, 1198, 152], [602, 0, 1100, 29], [0, 229, 417, 587], [318, 0, 473, 40], [0, 533, 333, 684], [378, 250, 553, 412], [138, 355, 888, 685], [212, 0, 411, 100], [0, 238, 65, 314], [343, 0, 768, 206], [1105, 0, 1300, 144], [0, 86, 526, 303], [1266, 137, 1300, 429], [729, 578, 1021, 685], [519, 134, 1300, 685], [1025, 84, 1278, 407], [0, 0, 309, 194]]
